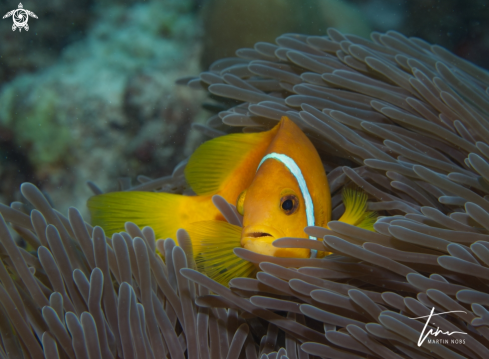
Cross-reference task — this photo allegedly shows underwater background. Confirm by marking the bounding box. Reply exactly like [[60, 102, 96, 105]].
[[0, 0, 488, 219], [1, 1, 489, 358]]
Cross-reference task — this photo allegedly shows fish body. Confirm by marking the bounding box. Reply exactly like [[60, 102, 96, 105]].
[[239, 118, 330, 258], [88, 117, 374, 285]]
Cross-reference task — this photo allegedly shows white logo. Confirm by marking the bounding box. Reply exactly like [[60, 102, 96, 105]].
[[3, 3, 37, 32], [410, 307, 468, 347]]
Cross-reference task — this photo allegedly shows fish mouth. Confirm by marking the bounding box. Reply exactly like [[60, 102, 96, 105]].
[[241, 225, 284, 256], [242, 225, 282, 241], [246, 232, 273, 238], [241, 225, 311, 258]]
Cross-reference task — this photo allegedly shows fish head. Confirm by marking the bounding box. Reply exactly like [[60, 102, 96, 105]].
[[239, 158, 311, 258]]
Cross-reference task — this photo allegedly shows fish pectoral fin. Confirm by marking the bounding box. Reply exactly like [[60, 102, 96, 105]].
[[186, 221, 255, 287], [184, 127, 278, 196], [337, 188, 377, 231]]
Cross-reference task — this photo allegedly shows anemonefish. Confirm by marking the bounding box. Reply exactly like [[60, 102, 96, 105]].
[[88, 117, 375, 285]]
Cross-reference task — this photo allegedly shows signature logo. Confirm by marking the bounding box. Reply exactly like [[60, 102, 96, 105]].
[[410, 307, 468, 347], [3, 3, 37, 32]]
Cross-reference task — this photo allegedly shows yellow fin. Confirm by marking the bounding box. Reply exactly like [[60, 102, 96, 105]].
[[87, 191, 217, 240], [184, 129, 277, 196], [338, 188, 377, 231], [186, 221, 255, 287]]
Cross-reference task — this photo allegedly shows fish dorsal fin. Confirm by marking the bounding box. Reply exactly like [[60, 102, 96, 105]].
[[185, 128, 278, 196], [186, 220, 255, 286]]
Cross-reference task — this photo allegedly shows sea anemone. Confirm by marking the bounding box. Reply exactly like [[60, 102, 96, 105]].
[[1, 28, 489, 358]]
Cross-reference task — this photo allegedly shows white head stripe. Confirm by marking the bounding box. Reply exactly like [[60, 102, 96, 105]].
[[257, 152, 318, 258]]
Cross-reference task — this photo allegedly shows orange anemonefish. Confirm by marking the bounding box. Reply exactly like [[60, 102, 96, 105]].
[[88, 116, 376, 285]]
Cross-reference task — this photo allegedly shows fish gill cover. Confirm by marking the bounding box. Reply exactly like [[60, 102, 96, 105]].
[[1, 28, 489, 358]]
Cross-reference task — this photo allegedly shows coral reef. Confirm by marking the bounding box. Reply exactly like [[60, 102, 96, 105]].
[[0, 0, 206, 216], [200, 0, 371, 69], [2, 27, 489, 358]]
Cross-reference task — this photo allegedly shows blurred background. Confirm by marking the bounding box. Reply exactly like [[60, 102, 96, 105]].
[[0, 0, 488, 217]]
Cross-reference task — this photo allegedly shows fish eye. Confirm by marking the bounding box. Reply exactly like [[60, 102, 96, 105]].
[[236, 190, 247, 215], [280, 194, 299, 215]]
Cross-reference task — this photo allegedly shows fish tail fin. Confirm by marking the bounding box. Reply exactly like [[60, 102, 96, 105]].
[[87, 191, 215, 241], [337, 188, 377, 231], [186, 221, 255, 287]]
